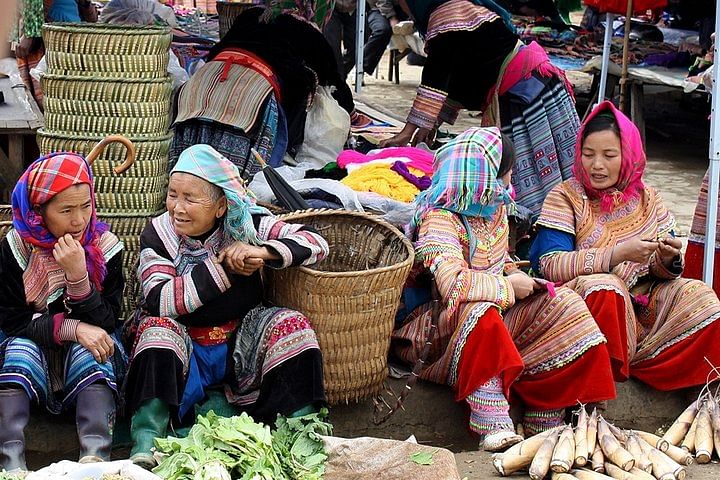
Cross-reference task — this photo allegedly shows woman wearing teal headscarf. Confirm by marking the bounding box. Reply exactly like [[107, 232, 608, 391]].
[[123, 145, 330, 469], [393, 127, 615, 451], [381, 0, 581, 221]]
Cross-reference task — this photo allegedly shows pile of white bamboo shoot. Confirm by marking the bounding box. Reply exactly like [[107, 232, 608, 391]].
[[492, 404, 701, 480]]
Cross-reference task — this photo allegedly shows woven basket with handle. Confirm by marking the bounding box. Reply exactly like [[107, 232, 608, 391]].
[[38, 131, 171, 177], [264, 209, 414, 404]]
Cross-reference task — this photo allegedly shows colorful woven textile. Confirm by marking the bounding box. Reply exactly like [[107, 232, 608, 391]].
[[0, 332, 126, 414], [392, 207, 613, 410], [466, 376, 514, 439], [408, 127, 512, 236], [496, 78, 579, 218], [405, 0, 512, 36], [174, 60, 274, 133], [11, 152, 111, 292]]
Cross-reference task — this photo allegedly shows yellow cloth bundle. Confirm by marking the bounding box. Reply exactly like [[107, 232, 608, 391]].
[[341, 163, 422, 203]]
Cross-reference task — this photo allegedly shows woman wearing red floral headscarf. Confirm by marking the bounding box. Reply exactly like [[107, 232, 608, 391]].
[[0, 153, 124, 471], [530, 101, 720, 392]]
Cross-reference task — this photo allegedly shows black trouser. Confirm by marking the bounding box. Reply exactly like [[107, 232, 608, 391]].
[[364, 9, 393, 75], [323, 10, 357, 78], [324, 7, 401, 77]]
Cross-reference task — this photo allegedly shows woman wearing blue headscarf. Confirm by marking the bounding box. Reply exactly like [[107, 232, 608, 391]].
[[123, 144, 330, 469]]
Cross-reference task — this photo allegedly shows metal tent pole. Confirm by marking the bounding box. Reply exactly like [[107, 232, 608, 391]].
[[703, 0, 720, 284], [354, 0, 366, 94], [597, 12, 615, 106], [619, 0, 633, 112]]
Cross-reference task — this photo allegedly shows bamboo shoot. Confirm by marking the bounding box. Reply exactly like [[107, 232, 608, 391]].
[[587, 408, 598, 459], [569, 469, 615, 480], [628, 467, 656, 480], [635, 431, 669, 452], [681, 413, 699, 453], [591, 445, 605, 473], [529, 428, 560, 480], [624, 434, 652, 473], [597, 417, 634, 471], [552, 425, 576, 473], [663, 441, 694, 465], [492, 428, 559, 476], [575, 407, 589, 467], [695, 402, 713, 464], [662, 402, 699, 446], [603, 462, 637, 480], [552, 474, 580, 480], [648, 448, 686, 480], [710, 397, 720, 459]]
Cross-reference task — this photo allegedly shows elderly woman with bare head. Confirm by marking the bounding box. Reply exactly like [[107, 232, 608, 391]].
[[123, 144, 329, 469]]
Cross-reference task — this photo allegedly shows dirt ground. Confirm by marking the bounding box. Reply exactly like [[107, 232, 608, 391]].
[[355, 52, 717, 479]]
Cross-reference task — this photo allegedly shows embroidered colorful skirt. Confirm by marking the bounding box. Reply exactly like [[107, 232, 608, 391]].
[[499, 74, 580, 220], [124, 305, 324, 423], [0, 331, 126, 414], [392, 286, 615, 411], [566, 273, 720, 390]]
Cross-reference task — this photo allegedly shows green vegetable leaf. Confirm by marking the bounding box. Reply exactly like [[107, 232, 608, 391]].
[[410, 449, 438, 466]]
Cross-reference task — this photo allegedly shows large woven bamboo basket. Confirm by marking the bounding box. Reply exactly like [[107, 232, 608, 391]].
[[45, 51, 170, 78], [0, 206, 11, 240], [45, 112, 170, 138], [42, 74, 173, 104], [43, 23, 172, 56], [38, 131, 171, 177], [217, 1, 262, 38], [265, 210, 414, 404]]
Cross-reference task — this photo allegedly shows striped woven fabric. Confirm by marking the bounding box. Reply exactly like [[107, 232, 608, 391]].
[[537, 179, 675, 287], [174, 61, 274, 132], [394, 207, 606, 387], [426, 1, 500, 42], [537, 178, 720, 367]]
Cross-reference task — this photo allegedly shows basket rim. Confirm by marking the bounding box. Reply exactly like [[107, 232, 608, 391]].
[[38, 129, 173, 143], [42, 73, 173, 85], [276, 209, 414, 278], [43, 23, 171, 35]]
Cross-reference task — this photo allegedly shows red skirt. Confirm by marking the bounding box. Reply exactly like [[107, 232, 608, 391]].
[[455, 308, 616, 410]]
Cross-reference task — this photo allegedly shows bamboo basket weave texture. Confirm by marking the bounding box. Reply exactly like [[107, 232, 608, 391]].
[[265, 210, 414, 404], [45, 113, 170, 138], [43, 23, 172, 55], [0, 206, 11, 240], [217, 1, 261, 38], [42, 74, 173, 104], [46, 51, 170, 78], [38, 131, 171, 177]]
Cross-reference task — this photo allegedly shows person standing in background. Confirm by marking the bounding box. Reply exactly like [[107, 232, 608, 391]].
[[12, 0, 97, 110], [323, 0, 357, 78], [364, 0, 403, 76]]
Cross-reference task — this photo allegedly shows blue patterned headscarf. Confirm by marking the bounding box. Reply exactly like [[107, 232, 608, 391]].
[[408, 127, 514, 238], [171, 145, 270, 245]]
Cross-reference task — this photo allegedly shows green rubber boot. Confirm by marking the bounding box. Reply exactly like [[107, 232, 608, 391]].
[[130, 399, 170, 470]]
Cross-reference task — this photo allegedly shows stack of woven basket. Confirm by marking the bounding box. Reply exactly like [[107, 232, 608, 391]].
[[38, 23, 174, 317]]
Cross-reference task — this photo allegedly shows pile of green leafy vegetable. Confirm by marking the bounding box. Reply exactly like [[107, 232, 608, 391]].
[[152, 409, 332, 480]]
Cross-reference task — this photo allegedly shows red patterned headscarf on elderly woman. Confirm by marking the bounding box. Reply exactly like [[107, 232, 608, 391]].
[[573, 101, 646, 213], [11, 152, 110, 290]]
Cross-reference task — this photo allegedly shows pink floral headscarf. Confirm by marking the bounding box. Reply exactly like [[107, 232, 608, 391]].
[[573, 101, 646, 212]]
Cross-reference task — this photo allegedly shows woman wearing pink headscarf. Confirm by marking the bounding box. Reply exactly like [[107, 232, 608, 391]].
[[530, 101, 720, 392]]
